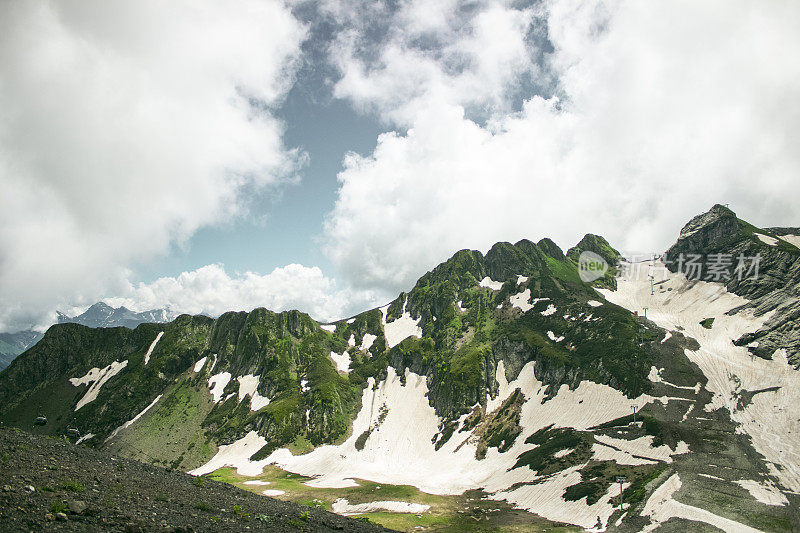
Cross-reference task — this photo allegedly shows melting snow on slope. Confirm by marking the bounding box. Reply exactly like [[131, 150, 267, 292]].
[[143, 331, 164, 365], [456, 300, 467, 313], [347, 334, 356, 347], [194, 360, 691, 530], [208, 372, 232, 403], [243, 480, 270, 486], [479, 277, 504, 290], [779, 234, 800, 248], [262, 489, 285, 496], [346, 318, 356, 324], [304, 478, 359, 488], [360, 333, 377, 352], [587, 300, 603, 307], [754, 233, 778, 246], [380, 298, 422, 349], [332, 499, 430, 515], [593, 435, 688, 464], [547, 331, 565, 343], [300, 379, 310, 392], [75, 433, 94, 445], [193, 356, 207, 373], [641, 474, 760, 532], [734, 480, 789, 506], [237, 375, 270, 411], [106, 394, 163, 441], [330, 351, 351, 373], [540, 304, 557, 316], [510, 289, 533, 312], [599, 265, 800, 493], [70, 360, 129, 411], [320, 324, 336, 333], [517, 275, 528, 285]]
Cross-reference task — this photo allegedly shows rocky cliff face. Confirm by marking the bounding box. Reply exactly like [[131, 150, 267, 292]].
[[664, 204, 800, 365]]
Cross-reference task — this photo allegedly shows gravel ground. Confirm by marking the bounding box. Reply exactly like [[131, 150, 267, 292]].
[[0, 427, 392, 532]]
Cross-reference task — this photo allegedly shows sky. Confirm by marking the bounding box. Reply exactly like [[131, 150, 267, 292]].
[[1, 0, 799, 332]]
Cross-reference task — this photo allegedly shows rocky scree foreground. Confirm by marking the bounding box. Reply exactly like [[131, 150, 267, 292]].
[[0, 427, 390, 532]]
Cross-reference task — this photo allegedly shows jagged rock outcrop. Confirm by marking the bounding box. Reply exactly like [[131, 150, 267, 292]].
[[664, 204, 800, 366]]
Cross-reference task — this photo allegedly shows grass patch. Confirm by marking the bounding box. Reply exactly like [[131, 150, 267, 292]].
[[49, 501, 68, 514], [513, 426, 591, 475], [60, 480, 85, 492], [194, 501, 212, 512]]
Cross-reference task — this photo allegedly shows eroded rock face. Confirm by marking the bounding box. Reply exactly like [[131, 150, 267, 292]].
[[664, 204, 800, 366]]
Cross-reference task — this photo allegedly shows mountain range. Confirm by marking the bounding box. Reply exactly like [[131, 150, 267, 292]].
[[0, 303, 175, 372], [0, 205, 798, 532]]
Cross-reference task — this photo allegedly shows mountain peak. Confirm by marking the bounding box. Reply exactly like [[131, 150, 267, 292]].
[[676, 204, 740, 242]]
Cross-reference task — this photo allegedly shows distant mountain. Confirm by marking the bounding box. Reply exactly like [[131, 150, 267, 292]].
[[0, 330, 43, 372], [0, 303, 175, 372], [57, 302, 176, 330]]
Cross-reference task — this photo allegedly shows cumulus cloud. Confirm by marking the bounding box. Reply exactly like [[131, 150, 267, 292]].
[[104, 263, 379, 323], [323, 0, 800, 294], [0, 0, 306, 330]]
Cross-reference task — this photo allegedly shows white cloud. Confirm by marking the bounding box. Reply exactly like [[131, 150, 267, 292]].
[[0, 1, 307, 330], [328, 0, 541, 125], [323, 0, 800, 294], [105, 263, 378, 323]]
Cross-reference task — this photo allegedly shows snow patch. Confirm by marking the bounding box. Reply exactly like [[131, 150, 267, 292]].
[[380, 298, 422, 349], [143, 331, 164, 365], [547, 331, 565, 343], [304, 478, 360, 488], [587, 300, 603, 307], [237, 374, 270, 411], [734, 479, 789, 506], [456, 300, 467, 313], [347, 334, 356, 347], [360, 333, 377, 352], [591, 443, 657, 466], [540, 304, 557, 316], [332, 498, 430, 515], [479, 276, 504, 290], [346, 318, 355, 324], [190, 431, 269, 476], [71, 360, 129, 411], [594, 435, 689, 464], [517, 275, 528, 285], [243, 480, 270, 486], [262, 489, 285, 497], [510, 289, 533, 312], [320, 324, 336, 333], [754, 233, 778, 246], [778, 234, 800, 248], [193, 356, 207, 373], [300, 379, 310, 392], [330, 351, 351, 373], [106, 394, 163, 441], [641, 473, 760, 532], [75, 433, 94, 445], [208, 372, 232, 403]]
